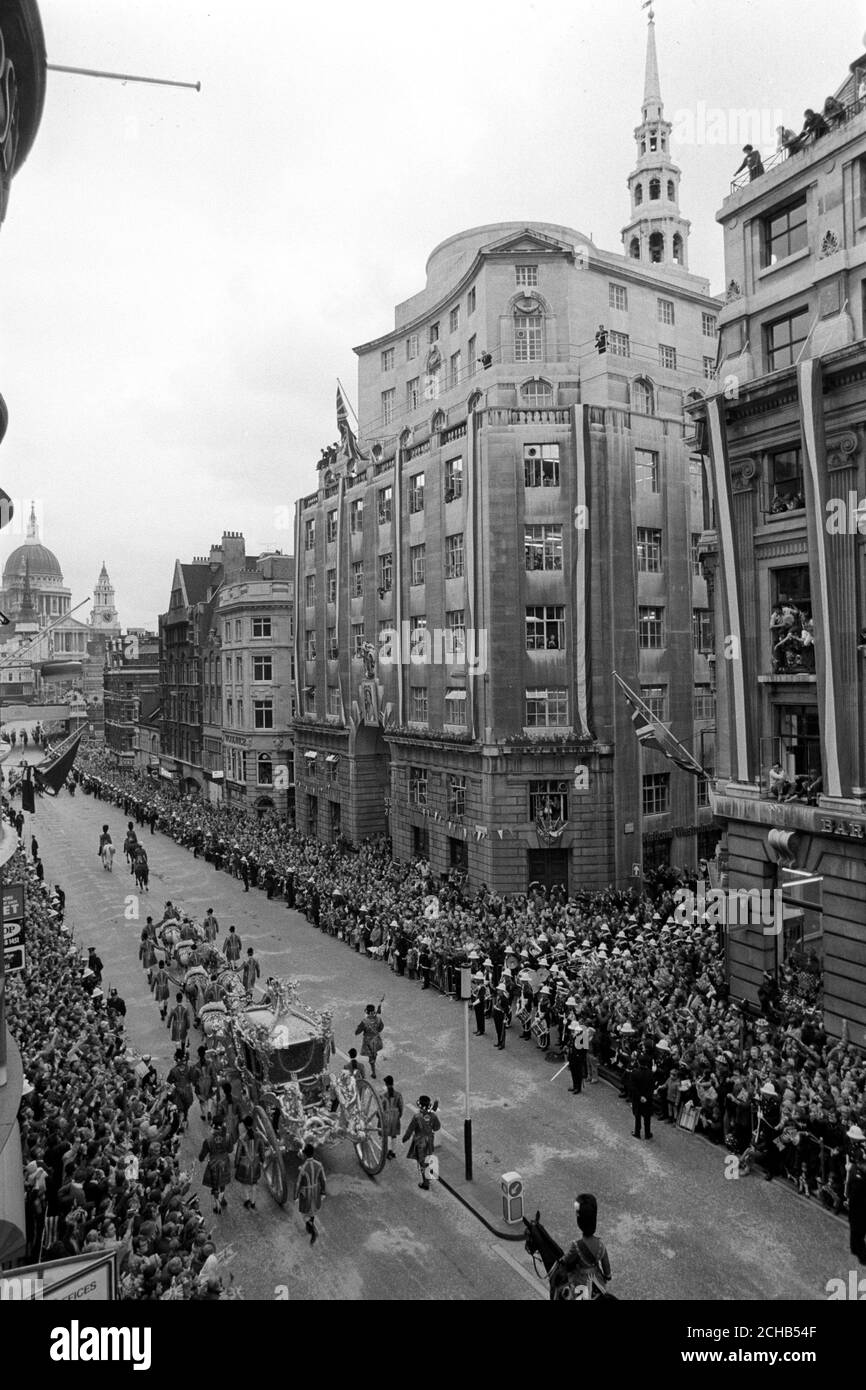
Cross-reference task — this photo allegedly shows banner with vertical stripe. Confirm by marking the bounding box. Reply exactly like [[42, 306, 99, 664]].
[[571, 404, 593, 739], [393, 444, 404, 727], [705, 395, 750, 783]]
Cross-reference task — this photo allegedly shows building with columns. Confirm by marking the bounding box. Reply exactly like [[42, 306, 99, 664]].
[[691, 39, 866, 1035], [293, 16, 723, 891]]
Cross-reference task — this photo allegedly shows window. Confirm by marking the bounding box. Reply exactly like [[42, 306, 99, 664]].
[[413, 826, 430, 857], [635, 448, 659, 491], [445, 688, 467, 725], [629, 237, 640, 259], [769, 446, 804, 510], [323, 509, 336, 544], [257, 754, 273, 786], [524, 443, 560, 488], [702, 313, 718, 338], [468, 287, 476, 315], [658, 298, 675, 325], [703, 356, 716, 381], [445, 457, 463, 500], [303, 687, 315, 715], [697, 775, 711, 810], [529, 779, 568, 822], [525, 687, 569, 728], [305, 574, 317, 607], [252, 616, 271, 639], [410, 544, 426, 586], [636, 527, 662, 573], [649, 232, 664, 263], [304, 518, 316, 550], [424, 364, 440, 401], [693, 608, 714, 653], [609, 284, 628, 311], [406, 333, 419, 360], [659, 344, 677, 371], [327, 686, 341, 717], [446, 610, 465, 659], [352, 623, 366, 658], [224, 620, 230, 642], [410, 686, 428, 723], [254, 699, 274, 729], [378, 486, 392, 525], [762, 196, 808, 267], [526, 605, 565, 651], [643, 773, 669, 816], [694, 685, 715, 720], [407, 377, 420, 411], [235, 656, 243, 681], [378, 552, 392, 593], [635, 182, 643, 205], [326, 628, 338, 661], [381, 347, 394, 372], [409, 473, 425, 513], [224, 656, 231, 679], [765, 308, 810, 372], [450, 350, 462, 387], [649, 178, 661, 200], [429, 322, 440, 343], [307, 793, 318, 825], [449, 306, 460, 333], [638, 606, 664, 648], [514, 311, 543, 361], [409, 766, 428, 806], [641, 686, 666, 718], [516, 265, 538, 286], [672, 234, 683, 265], [449, 836, 467, 868], [690, 533, 702, 577], [445, 533, 464, 580], [468, 334, 476, 372], [351, 561, 364, 598], [609, 331, 630, 357], [521, 379, 552, 406], [525, 523, 563, 571], [253, 654, 272, 681], [225, 696, 233, 725], [305, 630, 317, 661], [667, 179, 675, 201], [632, 379, 654, 415], [447, 775, 466, 817], [381, 388, 395, 425], [350, 498, 364, 533]]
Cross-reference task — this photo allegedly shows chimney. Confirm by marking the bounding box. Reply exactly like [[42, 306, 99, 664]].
[[221, 531, 246, 577]]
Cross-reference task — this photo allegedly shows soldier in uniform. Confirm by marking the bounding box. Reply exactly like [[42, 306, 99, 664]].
[[845, 1124, 866, 1264], [492, 984, 508, 1049], [471, 971, 487, 1035]]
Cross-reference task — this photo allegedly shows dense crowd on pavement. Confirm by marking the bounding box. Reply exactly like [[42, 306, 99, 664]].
[[3, 810, 235, 1299], [36, 748, 866, 1236]]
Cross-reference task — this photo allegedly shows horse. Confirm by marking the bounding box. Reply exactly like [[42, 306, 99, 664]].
[[133, 849, 149, 891], [523, 1211, 617, 1301], [101, 842, 116, 872]]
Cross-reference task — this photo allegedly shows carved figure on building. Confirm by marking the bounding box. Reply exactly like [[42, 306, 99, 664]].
[[360, 640, 377, 680]]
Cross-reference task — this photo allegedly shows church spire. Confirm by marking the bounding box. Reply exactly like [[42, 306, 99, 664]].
[[621, 8, 691, 270], [26, 500, 39, 542]]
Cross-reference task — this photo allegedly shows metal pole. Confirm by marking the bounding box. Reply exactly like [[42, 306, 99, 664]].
[[46, 64, 201, 92], [463, 1000, 472, 1180]]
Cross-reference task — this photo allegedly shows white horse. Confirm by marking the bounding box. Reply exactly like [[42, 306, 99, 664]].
[[101, 842, 116, 872]]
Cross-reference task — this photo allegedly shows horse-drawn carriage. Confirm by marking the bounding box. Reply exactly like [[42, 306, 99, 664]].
[[200, 978, 387, 1203]]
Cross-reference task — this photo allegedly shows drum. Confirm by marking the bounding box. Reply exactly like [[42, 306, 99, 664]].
[[516, 1005, 531, 1029]]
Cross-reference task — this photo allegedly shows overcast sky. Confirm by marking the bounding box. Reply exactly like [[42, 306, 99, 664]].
[[0, 0, 862, 628]]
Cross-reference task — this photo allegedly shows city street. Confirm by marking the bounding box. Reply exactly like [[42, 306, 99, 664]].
[[28, 783, 852, 1301]]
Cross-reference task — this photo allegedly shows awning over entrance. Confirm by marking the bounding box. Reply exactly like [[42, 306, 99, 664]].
[[304, 751, 318, 761]]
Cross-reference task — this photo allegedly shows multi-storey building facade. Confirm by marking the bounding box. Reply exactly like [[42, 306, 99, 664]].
[[691, 45, 866, 1035], [103, 632, 160, 761], [293, 18, 723, 890], [219, 553, 295, 817]]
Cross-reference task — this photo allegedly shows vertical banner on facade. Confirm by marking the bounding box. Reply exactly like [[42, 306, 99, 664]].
[[705, 395, 749, 783], [797, 359, 842, 798], [335, 475, 347, 726], [571, 404, 593, 739], [393, 445, 404, 726], [465, 409, 478, 741], [293, 503, 302, 724]]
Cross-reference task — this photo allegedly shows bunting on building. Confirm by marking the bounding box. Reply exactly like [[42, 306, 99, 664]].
[[613, 670, 707, 778]]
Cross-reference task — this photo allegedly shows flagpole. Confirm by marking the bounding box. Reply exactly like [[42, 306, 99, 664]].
[[612, 669, 708, 776], [336, 378, 361, 428], [0, 597, 92, 671]]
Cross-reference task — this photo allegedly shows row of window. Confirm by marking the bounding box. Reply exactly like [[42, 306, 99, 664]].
[[223, 654, 273, 680], [641, 685, 715, 720], [383, 283, 486, 373], [638, 607, 714, 651], [223, 616, 273, 642], [224, 698, 274, 728], [404, 770, 710, 817], [609, 286, 718, 340], [637, 528, 704, 576], [222, 751, 283, 786]]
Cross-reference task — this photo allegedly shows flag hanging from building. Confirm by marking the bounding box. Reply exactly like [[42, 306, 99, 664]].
[[613, 671, 707, 778], [34, 731, 83, 796], [336, 384, 366, 468]]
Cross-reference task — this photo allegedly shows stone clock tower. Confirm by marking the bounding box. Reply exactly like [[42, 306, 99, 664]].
[[90, 561, 121, 635]]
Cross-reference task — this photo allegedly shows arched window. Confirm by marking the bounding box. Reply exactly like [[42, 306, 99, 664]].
[[640, 138, 647, 154], [634, 182, 643, 206], [257, 753, 273, 786], [632, 379, 655, 415], [629, 237, 640, 259], [513, 309, 543, 362], [649, 231, 664, 263], [431, 409, 445, 435], [672, 233, 684, 265], [467, 389, 482, 413], [667, 179, 675, 201], [649, 178, 661, 201], [424, 365, 440, 401], [399, 426, 413, 448], [521, 379, 553, 406]]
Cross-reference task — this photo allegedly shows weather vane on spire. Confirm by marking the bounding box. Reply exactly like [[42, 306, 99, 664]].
[[642, 0, 655, 19]]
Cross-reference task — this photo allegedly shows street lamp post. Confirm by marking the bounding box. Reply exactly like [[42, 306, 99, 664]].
[[460, 964, 473, 1179]]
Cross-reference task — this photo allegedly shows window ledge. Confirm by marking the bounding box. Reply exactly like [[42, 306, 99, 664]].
[[757, 246, 811, 279], [521, 726, 574, 738], [757, 672, 817, 684]]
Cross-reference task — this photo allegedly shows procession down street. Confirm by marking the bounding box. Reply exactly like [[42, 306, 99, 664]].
[[30, 784, 850, 1301]]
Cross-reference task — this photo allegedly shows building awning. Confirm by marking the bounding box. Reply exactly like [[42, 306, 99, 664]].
[[304, 751, 318, 761], [325, 754, 339, 764]]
